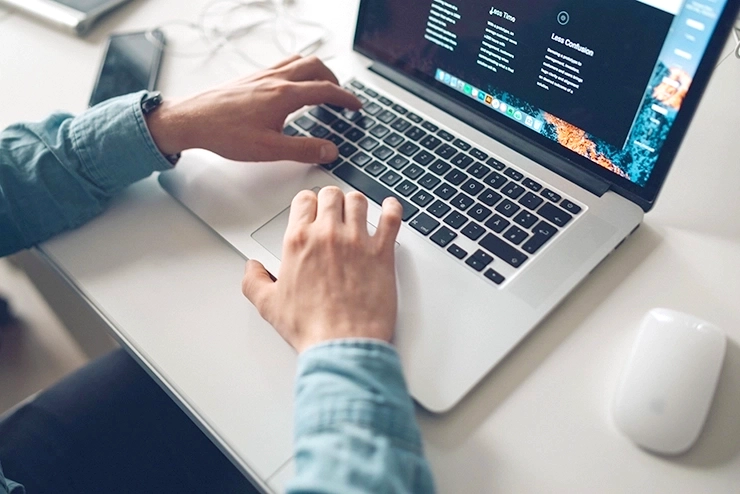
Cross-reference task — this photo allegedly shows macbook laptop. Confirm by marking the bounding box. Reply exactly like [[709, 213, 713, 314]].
[[159, 0, 740, 413]]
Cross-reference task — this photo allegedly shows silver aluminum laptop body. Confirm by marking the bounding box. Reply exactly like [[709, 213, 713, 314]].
[[0, 0, 131, 35], [159, 1, 739, 412]]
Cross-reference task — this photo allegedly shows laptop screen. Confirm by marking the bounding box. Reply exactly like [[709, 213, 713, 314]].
[[354, 0, 737, 208]]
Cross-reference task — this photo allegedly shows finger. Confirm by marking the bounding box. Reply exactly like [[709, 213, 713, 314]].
[[279, 55, 339, 85], [262, 133, 338, 164], [316, 186, 345, 225], [269, 54, 302, 70], [287, 189, 318, 231], [283, 80, 362, 111], [374, 197, 403, 248], [344, 191, 369, 237], [241, 260, 276, 318]]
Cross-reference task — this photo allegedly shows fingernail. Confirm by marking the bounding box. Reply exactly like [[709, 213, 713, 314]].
[[320, 144, 336, 162]]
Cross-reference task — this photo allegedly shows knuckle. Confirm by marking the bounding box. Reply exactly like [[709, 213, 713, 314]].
[[285, 227, 309, 250]]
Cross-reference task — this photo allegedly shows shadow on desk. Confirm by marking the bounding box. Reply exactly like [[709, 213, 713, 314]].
[[416, 224, 663, 443], [675, 338, 740, 468]]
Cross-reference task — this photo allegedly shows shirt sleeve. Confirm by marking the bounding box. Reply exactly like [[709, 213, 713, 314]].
[[0, 461, 24, 494], [287, 339, 435, 494], [0, 91, 174, 257]]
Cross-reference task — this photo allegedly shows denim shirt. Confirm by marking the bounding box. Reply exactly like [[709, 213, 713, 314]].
[[0, 92, 434, 493]]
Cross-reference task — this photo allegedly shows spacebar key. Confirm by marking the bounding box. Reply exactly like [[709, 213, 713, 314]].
[[334, 164, 419, 221], [479, 234, 529, 268]]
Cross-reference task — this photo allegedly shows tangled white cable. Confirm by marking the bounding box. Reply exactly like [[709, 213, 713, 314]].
[[146, 0, 329, 66]]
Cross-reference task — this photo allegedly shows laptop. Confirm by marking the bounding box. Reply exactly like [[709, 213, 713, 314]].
[[159, 0, 740, 413]]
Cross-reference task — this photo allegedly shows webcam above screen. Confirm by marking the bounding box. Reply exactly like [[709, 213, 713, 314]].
[[0, 0, 132, 36]]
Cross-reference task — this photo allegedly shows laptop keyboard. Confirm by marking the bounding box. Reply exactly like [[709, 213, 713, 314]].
[[283, 79, 585, 286]]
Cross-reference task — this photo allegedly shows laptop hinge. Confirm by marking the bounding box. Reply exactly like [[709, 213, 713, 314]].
[[369, 62, 611, 198]]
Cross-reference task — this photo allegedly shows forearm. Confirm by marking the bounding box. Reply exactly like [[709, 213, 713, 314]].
[[288, 340, 435, 493], [0, 91, 173, 257]]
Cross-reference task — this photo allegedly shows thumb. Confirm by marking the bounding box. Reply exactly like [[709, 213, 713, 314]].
[[241, 260, 276, 317], [271, 134, 339, 164]]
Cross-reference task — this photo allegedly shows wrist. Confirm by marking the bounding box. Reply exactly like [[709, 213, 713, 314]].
[[144, 97, 189, 157]]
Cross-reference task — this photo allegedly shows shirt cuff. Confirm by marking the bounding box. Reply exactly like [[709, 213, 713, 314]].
[[294, 339, 423, 454], [70, 91, 174, 192]]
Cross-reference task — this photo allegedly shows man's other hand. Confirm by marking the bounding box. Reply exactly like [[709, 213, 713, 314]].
[[146, 55, 361, 164], [241, 188, 403, 353]]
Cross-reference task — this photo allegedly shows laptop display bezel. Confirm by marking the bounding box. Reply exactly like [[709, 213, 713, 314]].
[[352, 1, 740, 212]]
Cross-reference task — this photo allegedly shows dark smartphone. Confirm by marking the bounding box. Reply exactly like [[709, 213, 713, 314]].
[[89, 30, 165, 107]]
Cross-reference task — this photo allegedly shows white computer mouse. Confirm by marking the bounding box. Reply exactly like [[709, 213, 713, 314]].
[[613, 308, 726, 455]]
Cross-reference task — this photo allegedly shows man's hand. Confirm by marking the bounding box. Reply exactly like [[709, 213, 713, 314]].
[[241, 188, 403, 353], [146, 55, 361, 164]]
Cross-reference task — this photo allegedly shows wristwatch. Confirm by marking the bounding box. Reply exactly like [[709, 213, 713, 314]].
[[141, 91, 181, 165]]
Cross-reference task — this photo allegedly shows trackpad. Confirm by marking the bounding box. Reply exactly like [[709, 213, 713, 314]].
[[251, 205, 381, 261]]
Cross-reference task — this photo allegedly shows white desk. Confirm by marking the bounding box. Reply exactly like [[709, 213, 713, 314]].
[[2, 2, 740, 492]]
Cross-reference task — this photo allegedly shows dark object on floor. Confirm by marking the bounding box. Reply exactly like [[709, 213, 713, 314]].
[[0, 296, 12, 327]]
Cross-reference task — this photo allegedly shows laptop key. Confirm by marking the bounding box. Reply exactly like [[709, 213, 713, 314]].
[[452, 153, 473, 169], [470, 148, 488, 161], [378, 96, 393, 106], [364, 102, 383, 115], [358, 136, 379, 151], [338, 143, 358, 157], [372, 146, 394, 161], [377, 110, 396, 124], [321, 157, 343, 170], [395, 180, 418, 197], [521, 220, 558, 253], [331, 120, 351, 133], [445, 169, 468, 186], [444, 211, 468, 229], [327, 133, 344, 146], [384, 133, 405, 147], [479, 234, 529, 268], [462, 222, 485, 241], [502, 182, 525, 200], [295, 116, 315, 131], [370, 124, 390, 138], [503, 226, 529, 245], [513, 211, 537, 229], [342, 109, 362, 122], [453, 139, 471, 151], [468, 204, 492, 222], [333, 164, 418, 221], [503, 168, 524, 181], [561, 199, 582, 214], [403, 164, 425, 179], [422, 121, 439, 132], [447, 243, 468, 259], [310, 125, 330, 138], [364, 161, 387, 176], [380, 170, 403, 186], [283, 125, 299, 136], [434, 183, 456, 200], [350, 152, 372, 168], [419, 173, 441, 190], [539, 202, 573, 227], [345, 128, 365, 142], [392, 104, 408, 114], [430, 226, 457, 247], [541, 188, 562, 203], [427, 200, 451, 218], [486, 157, 506, 170], [484, 214, 510, 233], [391, 118, 411, 132], [356, 116, 376, 130], [388, 155, 410, 170], [411, 189, 435, 207], [405, 126, 427, 142], [413, 151, 435, 166], [451, 192, 475, 211], [519, 192, 544, 210], [435, 144, 457, 159], [398, 142, 421, 156], [437, 129, 454, 142], [468, 162, 490, 179], [479, 189, 502, 207], [484, 268, 506, 285], [461, 178, 485, 196], [484, 171, 508, 189], [350, 80, 364, 90], [495, 199, 520, 217], [407, 112, 423, 123], [420, 135, 442, 151], [466, 249, 493, 271], [309, 106, 336, 124], [429, 159, 451, 176], [522, 178, 542, 192], [410, 213, 439, 235]]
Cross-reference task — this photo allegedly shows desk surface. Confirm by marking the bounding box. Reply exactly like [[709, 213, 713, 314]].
[[2, 2, 740, 492]]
